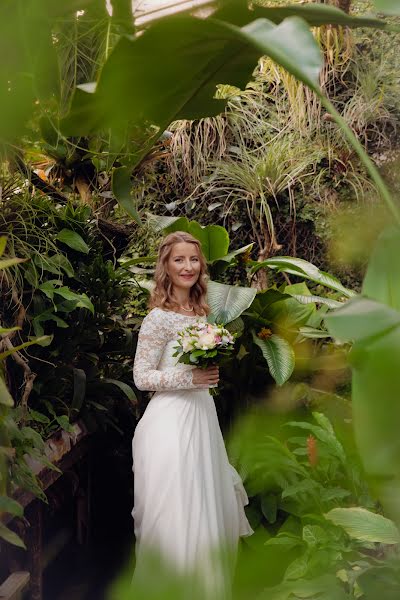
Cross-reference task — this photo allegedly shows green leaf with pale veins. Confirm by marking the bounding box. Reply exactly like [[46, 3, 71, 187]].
[[325, 507, 400, 544], [207, 281, 256, 324], [252, 330, 295, 386]]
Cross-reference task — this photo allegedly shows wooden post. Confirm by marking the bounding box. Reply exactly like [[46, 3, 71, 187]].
[[0, 572, 30, 600]]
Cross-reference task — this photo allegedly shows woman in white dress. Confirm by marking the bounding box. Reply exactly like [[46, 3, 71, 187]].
[[132, 231, 253, 597]]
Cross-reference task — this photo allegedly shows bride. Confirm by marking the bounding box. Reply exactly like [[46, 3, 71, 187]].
[[132, 231, 253, 597]]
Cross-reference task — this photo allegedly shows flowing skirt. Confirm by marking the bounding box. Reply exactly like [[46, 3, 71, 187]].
[[131, 388, 253, 597]]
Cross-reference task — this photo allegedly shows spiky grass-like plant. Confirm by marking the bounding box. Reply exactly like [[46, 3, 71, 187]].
[[203, 137, 325, 251]]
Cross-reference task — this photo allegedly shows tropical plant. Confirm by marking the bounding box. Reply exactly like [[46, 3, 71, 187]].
[[326, 225, 400, 528], [0, 238, 51, 548], [227, 406, 398, 599]]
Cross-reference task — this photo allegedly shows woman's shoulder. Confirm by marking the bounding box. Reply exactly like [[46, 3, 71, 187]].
[[142, 307, 165, 323]]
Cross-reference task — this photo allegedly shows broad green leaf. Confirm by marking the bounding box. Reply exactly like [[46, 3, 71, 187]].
[[325, 508, 400, 544], [292, 294, 342, 310], [148, 216, 233, 263], [281, 479, 318, 500], [0, 236, 6, 256], [51, 254, 74, 277], [225, 317, 244, 337], [252, 256, 356, 298], [298, 326, 331, 339], [0, 0, 59, 143], [56, 229, 89, 254], [264, 535, 302, 550], [102, 378, 136, 403], [252, 331, 295, 385], [216, 1, 394, 30], [248, 289, 291, 322], [55, 415, 74, 433], [62, 15, 322, 139], [261, 494, 277, 524], [374, 0, 400, 15], [0, 496, 23, 517], [33, 313, 68, 336], [0, 522, 26, 548], [216, 242, 254, 264], [112, 166, 142, 225], [188, 222, 230, 262], [53, 288, 94, 314], [29, 409, 50, 424], [34, 254, 62, 275], [312, 411, 335, 434], [0, 377, 13, 407], [267, 295, 315, 332], [321, 488, 351, 503], [285, 555, 308, 580], [119, 255, 157, 267], [265, 575, 348, 600], [326, 298, 400, 343], [362, 226, 400, 311], [147, 214, 189, 233], [327, 226, 400, 523], [207, 280, 256, 324], [303, 525, 328, 547], [351, 326, 400, 481]]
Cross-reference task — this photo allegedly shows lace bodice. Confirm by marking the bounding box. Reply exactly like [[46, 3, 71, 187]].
[[133, 308, 207, 392]]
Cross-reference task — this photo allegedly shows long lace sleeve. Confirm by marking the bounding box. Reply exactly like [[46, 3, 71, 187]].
[[133, 309, 198, 392]]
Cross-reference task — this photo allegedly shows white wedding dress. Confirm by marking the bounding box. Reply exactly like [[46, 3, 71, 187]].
[[131, 308, 253, 597]]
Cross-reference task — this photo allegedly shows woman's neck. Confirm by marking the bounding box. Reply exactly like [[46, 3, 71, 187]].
[[172, 289, 192, 308]]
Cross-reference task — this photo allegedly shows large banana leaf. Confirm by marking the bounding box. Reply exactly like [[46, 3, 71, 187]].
[[252, 330, 295, 386], [0, 0, 82, 142], [326, 227, 400, 524], [62, 15, 323, 138], [362, 226, 400, 312], [251, 256, 356, 298], [215, 1, 395, 30], [374, 0, 400, 15], [186, 222, 229, 263], [207, 280, 256, 324], [326, 298, 400, 343]]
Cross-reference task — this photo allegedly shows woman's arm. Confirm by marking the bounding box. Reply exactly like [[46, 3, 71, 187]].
[[133, 309, 198, 392]]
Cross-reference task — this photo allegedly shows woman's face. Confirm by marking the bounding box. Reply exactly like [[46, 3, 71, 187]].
[[167, 242, 201, 292]]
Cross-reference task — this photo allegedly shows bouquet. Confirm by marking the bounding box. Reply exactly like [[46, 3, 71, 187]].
[[173, 321, 236, 396]]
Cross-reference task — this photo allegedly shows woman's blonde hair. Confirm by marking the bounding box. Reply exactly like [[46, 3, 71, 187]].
[[149, 231, 210, 316]]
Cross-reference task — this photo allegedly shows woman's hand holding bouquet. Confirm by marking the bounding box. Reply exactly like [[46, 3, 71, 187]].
[[173, 321, 236, 396]]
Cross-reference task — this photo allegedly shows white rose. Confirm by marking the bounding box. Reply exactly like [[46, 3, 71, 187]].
[[196, 332, 216, 350], [182, 338, 193, 353]]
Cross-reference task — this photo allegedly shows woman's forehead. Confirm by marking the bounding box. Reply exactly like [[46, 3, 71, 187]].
[[170, 242, 199, 256]]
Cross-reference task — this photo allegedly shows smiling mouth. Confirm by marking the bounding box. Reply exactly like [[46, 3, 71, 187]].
[[180, 274, 194, 278]]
